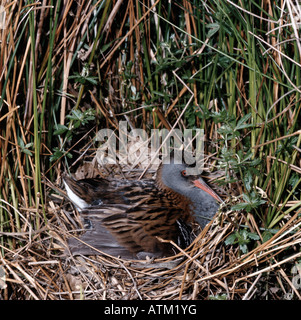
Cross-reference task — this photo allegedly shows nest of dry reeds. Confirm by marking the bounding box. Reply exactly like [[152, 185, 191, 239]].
[[1, 157, 301, 301], [1, 0, 301, 301]]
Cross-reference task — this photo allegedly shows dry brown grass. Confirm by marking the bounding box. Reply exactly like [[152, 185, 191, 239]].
[[1, 156, 300, 300], [1, 0, 301, 300]]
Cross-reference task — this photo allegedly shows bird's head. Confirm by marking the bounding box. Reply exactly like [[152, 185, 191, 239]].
[[157, 160, 222, 227]]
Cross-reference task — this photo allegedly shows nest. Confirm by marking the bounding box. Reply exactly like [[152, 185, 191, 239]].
[[1, 161, 301, 300]]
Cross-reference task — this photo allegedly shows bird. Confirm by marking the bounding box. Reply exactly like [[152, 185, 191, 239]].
[[63, 161, 222, 259]]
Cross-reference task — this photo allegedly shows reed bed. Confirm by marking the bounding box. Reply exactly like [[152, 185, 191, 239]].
[[0, 0, 301, 299]]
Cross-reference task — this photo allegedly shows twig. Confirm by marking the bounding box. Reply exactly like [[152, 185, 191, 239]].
[[242, 274, 262, 300], [118, 260, 143, 300]]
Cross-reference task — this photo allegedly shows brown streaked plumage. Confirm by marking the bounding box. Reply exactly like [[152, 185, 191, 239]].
[[63, 162, 222, 259]]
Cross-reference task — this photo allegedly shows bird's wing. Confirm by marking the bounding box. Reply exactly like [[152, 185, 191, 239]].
[[67, 199, 190, 258]]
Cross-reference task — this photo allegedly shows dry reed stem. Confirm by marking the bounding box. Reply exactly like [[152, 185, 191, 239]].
[[1, 0, 301, 300], [100, 0, 161, 69]]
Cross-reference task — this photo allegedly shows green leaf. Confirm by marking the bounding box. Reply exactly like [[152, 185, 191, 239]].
[[225, 233, 237, 245], [231, 192, 266, 213], [206, 23, 220, 38], [18, 138, 33, 156], [235, 113, 253, 130], [25, 142, 34, 149], [248, 232, 260, 241], [239, 243, 248, 254], [73, 121, 81, 129], [250, 158, 261, 166], [209, 294, 228, 300], [244, 171, 253, 191], [218, 124, 234, 136], [231, 202, 250, 211], [262, 230, 275, 242], [54, 124, 68, 135], [85, 76, 98, 85], [50, 149, 64, 162], [240, 229, 249, 241], [22, 148, 33, 156], [66, 109, 81, 121]]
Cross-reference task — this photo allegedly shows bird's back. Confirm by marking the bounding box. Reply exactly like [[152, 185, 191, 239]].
[[64, 176, 195, 258]]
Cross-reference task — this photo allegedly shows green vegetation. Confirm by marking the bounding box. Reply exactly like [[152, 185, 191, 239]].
[[0, 0, 300, 299]]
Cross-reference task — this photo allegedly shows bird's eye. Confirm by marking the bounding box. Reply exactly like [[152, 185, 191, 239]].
[[181, 170, 186, 176]]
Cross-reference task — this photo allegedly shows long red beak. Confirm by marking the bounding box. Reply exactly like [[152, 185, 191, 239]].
[[193, 179, 222, 203]]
